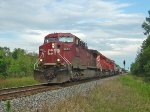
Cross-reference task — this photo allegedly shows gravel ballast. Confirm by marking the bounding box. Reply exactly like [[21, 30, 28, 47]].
[[0, 76, 119, 112]]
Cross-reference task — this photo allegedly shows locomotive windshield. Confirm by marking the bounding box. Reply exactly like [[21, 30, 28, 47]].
[[44, 38, 58, 43], [59, 37, 73, 42]]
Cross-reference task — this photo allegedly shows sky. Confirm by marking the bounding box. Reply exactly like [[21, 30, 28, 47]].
[[0, 0, 149, 69]]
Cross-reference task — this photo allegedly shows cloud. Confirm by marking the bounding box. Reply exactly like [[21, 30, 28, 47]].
[[0, 0, 146, 68]]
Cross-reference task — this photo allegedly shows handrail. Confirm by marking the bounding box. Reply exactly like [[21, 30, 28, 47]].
[[58, 53, 71, 65], [34, 53, 43, 70]]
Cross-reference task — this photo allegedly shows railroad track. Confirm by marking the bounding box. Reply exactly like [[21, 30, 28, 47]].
[[0, 75, 119, 101], [0, 83, 62, 101]]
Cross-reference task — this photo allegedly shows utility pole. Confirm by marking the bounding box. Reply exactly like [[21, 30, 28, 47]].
[[123, 60, 126, 70]]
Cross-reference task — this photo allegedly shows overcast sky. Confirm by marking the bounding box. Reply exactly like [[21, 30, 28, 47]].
[[0, 0, 149, 69]]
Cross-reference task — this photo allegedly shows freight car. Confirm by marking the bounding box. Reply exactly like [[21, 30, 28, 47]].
[[34, 33, 119, 83]]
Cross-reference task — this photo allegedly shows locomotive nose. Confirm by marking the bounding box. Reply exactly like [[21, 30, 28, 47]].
[[42, 42, 62, 65]]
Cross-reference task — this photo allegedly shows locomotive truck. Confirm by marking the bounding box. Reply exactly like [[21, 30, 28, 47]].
[[34, 33, 119, 83]]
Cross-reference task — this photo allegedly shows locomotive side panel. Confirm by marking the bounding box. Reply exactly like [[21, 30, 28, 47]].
[[72, 38, 92, 69], [96, 54, 116, 76]]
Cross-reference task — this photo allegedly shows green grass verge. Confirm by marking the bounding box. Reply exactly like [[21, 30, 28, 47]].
[[48, 75, 150, 112], [119, 74, 150, 99], [0, 76, 39, 89]]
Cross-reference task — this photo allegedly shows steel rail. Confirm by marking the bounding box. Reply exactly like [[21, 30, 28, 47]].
[[0, 75, 120, 101], [0, 83, 47, 95], [0, 83, 61, 101]]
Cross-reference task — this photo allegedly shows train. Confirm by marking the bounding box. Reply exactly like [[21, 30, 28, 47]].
[[34, 33, 121, 83]]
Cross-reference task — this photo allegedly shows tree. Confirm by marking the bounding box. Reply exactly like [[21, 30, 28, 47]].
[[0, 47, 10, 77], [131, 11, 150, 79], [0, 46, 37, 78], [12, 48, 25, 59], [8, 48, 38, 77], [142, 11, 150, 35]]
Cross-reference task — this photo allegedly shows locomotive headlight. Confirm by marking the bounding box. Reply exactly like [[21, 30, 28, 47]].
[[52, 43, 55, 48], [57, 58, 60, 62], [39, 59, 43, 62]]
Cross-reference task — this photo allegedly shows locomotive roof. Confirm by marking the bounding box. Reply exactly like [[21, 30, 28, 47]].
[[90, 50, 114, 62], [45, 33, 76, 38], [88, 49, 99, 55]]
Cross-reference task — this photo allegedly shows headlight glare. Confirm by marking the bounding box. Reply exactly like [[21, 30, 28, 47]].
[[57, 59, 60, 62], [40, 59, 43, 62]]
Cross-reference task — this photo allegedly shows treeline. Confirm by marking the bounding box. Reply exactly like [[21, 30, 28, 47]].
[[0, 47, 37, 78], [131, 11, 150, 80]]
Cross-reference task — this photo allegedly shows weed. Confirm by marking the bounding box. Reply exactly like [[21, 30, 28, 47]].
[[44, 75, 150, 112], [0, 76, 38, 89], [5, 101, 11, 112]]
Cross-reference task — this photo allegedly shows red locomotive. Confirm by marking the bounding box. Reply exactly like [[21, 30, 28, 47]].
[[34, 33, 119, 83]]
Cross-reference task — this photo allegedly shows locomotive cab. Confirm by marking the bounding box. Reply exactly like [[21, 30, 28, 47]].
[[38, 33, 75, 67], [37, 33, 89, 69]]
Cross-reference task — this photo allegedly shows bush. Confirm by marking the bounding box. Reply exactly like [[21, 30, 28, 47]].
[[0, 47, 37, 78]]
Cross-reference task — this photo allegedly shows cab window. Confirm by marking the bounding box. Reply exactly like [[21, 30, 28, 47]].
[[44, 38, 58, 43], [59, 37, 73, 42]]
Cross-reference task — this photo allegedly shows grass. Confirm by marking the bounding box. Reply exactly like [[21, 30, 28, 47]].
[[0, 76, 39, 89], [43, 74, 150, 112], [119, 74, 150, 99]]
